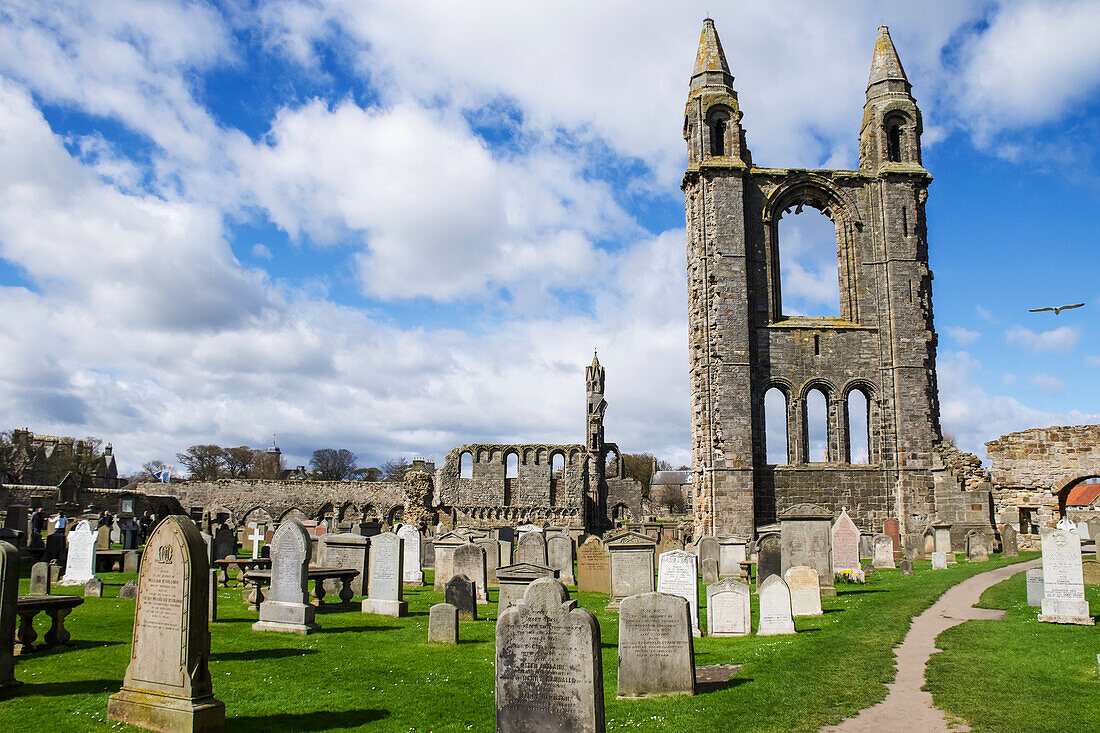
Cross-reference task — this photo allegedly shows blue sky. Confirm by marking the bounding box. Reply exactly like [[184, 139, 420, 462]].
[[0, 1, 1097, 474]]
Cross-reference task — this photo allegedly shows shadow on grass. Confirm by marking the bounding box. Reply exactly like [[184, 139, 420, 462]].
[[14, 678, 119, 697], [323, 625, 401, 634], [822, 608, 846, 614], [837, 589, 887, 595], [315, 604, 359, 615], [211, 648, 319, 661], [26, 639, 125, 658], [232, 708, 389, 731], [696, 676, 751, 695]]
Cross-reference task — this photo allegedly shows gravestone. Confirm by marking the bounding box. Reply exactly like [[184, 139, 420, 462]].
[[784, 566, 822, 617], [931, 552, 948, 570], [246, 523, 265, 559], [321, 533, 369, 595], [923, 529, 936, 557], [107, 516, 224, 730], [428, 603, 458, 643], [872, 534, 896, 569], [445, 574, 478, 621], [884, 518, 902, 560], [120, 580, 138, 600], [45, 530, 66, 566], [495, 577, 603, 733], [49, 562, 60, 585], [706, 578, 750, 637], [701, 557, 719, 585], [756, 534, 781, 592], [497, 538, 512, 567], [1088, 519, 1100, 552], [199, 531, 214, 565], [120, 518, 141, 550], [718, 536, 747, 579], [452, 543, 488, 604], [123, 550, 140, 574], [779, 504, 835, 597], [212, 526, 236, 561], [832, 509, 861, 573], [254, 519, 319, 634], [757, 575, 796, 636], [932, 522, 953, 556], [859, 533, 874, 560], [576, 537, 610, 593], [1026, 568, 1044, 607], [397, 525, 425, 586], [547, 535, 575, 586], [656, 550, 700, 636], [472, 536, 500, 587], [697, 537, 719, 569], [606, 532, 657, 611], [61, 520, 96, 586], [362, 532, 407, 617], [1082, 558, 1100, 585], [0, 540, 19, 694], [209, 568, 218, 622], [515, 531, 549, 567], [617, 592, 695, 698], [966, 531, 992, 562], [96, 525, 111, 551], [900, 558, 914, 576], [85, 577, 104, 597], [29, 562, 50, 595], [432, 532, 468, 590], [1038, 526, 1094, 625], [1002, 524, 1019, 557], [496, 563, 557, 612]]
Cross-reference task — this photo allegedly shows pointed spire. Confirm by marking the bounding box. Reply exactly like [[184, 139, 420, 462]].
[[693, 19, 730, 77], [867, 26, 910, 96], [591, 349, 600, 369]]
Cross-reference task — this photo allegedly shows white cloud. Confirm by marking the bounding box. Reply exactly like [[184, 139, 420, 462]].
[[1030, 373, 1066, 393], [1005, 324, 1080, 353], [975, 304, 994, 322], [946, 325, 981, 344], [252, 244, 273, 260]]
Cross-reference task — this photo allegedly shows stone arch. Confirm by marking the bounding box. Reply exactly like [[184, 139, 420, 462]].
[[387, 505, 404, 526], [611, 502, 632, 522], [842, 379, 876, 465], [240, 506, 272, 528], [278, 508, 308, 523], [705, 104, 735, 157]]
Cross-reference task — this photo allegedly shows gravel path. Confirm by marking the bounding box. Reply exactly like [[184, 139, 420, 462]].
[[821, 558, 1041, 733]]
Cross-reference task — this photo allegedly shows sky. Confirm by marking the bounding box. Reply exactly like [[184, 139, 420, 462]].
[[0, 0, 1098, 475]]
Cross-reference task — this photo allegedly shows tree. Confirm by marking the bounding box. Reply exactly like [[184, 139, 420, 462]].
[[0, 431, 30, 483], [381, 457, 410, 481], [249, 450, 286, 479], [353, 466, 382, 481], [223, 446, 255, 478], [652, 483, 687, 514], [621, 453, 673, 498], [311, 448, 358, 481], [176, 445, 226, 481]]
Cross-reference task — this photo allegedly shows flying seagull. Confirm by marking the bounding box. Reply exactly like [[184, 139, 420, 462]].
[[1029, 303, 1085, 315]]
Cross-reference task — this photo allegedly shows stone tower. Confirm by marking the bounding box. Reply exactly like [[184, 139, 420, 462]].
[[586, 352, 606, 453], [683, 21, 942, 540]]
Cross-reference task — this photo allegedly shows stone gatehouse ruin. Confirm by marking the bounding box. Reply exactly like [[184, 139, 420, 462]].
[[683, 21, 991, 543]]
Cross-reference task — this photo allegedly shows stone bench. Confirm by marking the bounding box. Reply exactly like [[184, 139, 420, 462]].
[[243, 567, 359, 610], [14, 595, 84, 655], [214, 557, 271, 588]]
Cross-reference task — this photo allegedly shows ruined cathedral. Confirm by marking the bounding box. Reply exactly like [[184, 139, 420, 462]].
[[684, 21, 991, 543]]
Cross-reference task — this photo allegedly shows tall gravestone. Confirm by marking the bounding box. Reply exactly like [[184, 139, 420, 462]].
[[445, 574, 478, 620], [212, 526, 236, 561], [756, 575, 796, 636], [474, 537, 501, 588], [656, 550, 700, 636], [0, 540, 19, 694], [717, 536, 747, 579], [452, 543, 487, 604], [883, 518, 902, 560], [432, 532, 468, 590], [254, 519, 319, 634], [515, 531, 549, 567], [755, 534, 781, 592], [107, 516, 224, 730], [784, 566, 823, 617], [605, 532, 656, 611], [872, 534, 896, 569], [96, 525, 112, 551], [362, 532, 407, 617], [697, 536, 719, 569], [1026, 568, 1044, 607], [547, 535, 575, 586], [29, 561, 50, 596], [397, 525, 424, 586], [495, 577, 603, 733], [617, 592, 695, 698], [831, 509, 861, 573], [61, 520, 96, 586], [1002, 524, 1019, 557], [706, 578, 750, 637], [966, 531, 991, 562], [701, 557, 719, 585], [1038, 525, 1094, 625], [576, 537, 610, 593], [932, 522, 953, 556], [931, 552, 947, 570], [779, 504, 835, 596], [319, 533, 369, 596]]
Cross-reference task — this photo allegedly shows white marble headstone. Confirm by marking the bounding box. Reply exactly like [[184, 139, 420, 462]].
[[61, 520, 96, 586], [656, 550, 700, 635]]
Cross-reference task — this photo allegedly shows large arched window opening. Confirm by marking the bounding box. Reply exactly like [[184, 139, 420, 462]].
[[847, 389, 870, 464], [764, 387, 789, 465], [604, 449, 620, 477], [551, 453, 565, 478], [805, 388, 830, 462], [505, 452, 519, 479], [777, 205, 841, 317], [459, 451, 473, 479], [887, 122, 902, 162]]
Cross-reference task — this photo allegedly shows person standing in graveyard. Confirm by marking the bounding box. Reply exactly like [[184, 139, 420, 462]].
[[97, 511, 112, 530], [30, 508, 44, 537], [55, 512, 68, 532], [139, 512, 152, 541]]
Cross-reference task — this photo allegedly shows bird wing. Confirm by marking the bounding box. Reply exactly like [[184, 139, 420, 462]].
[[1029, 307, 1054, 313], [1060, 303, 1085, 310]]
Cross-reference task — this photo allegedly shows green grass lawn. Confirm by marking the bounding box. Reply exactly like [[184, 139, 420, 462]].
[[925, 564, 1100, 733], [3, 553, 1037, 732]]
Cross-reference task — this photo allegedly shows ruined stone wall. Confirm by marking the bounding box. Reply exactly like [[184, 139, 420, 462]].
[[606, 477, 645, 522], [436, 443, 588, 508]]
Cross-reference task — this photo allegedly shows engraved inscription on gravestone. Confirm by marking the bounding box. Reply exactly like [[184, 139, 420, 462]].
[[617, 592, 695, 698], [656, 550, 699, 635], [706, 578, 750, 637]]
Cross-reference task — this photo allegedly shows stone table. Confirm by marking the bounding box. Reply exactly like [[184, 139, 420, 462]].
[[14, 595, 84, 654], [244, 567, 359, 610]]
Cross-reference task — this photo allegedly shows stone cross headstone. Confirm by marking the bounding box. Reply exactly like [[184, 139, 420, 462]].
[[1025, 568, 1044, 607], [445, 574, 478, 621], [931, 552, 947, 570], [706, 578, 750, 637], [1038, 526, 1094, 625], [872, 534, 896, 569], [757, 575, 796, 636], [701, 557, 719, 585], [784, 565, 823, 617], [606, 532, 657, 611], [0, 540, 19, 693], [515, 531, 549, 567], [831, 509, 861, 573], [107, 516, 224, 730], [656, 550, 700, 636], [495, 577, 603, 733], [756, 534, 781, 593], [547, 535, 575, 586], [319, 533, 369, 596], [247, 522, 264, 559], [29, 562, 50, 596], [362, 532, 407, 617], [617, 591, 695, 698], [452, 543, 487, 604], [496, 563, 557, 611], [397, 525, 425, 586], [428, 602, 458, 643], [576, 537, 610, 593], [1002, 524, 1019, 557], [61, 520, 96, 586], [780, 504, 835, 597], [254, 519, 319, 634]]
